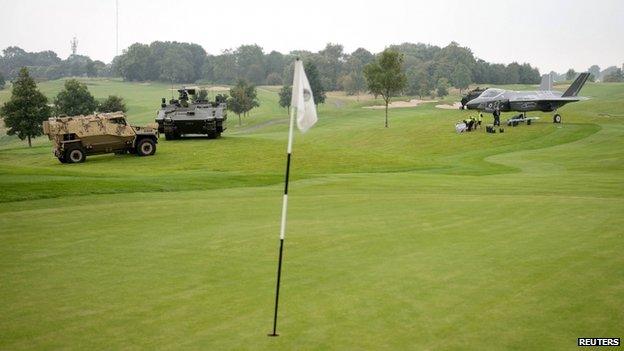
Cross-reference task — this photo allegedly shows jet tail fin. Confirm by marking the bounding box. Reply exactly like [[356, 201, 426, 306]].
[[539, 74, 553, 91], [562, 72, 590, 97]]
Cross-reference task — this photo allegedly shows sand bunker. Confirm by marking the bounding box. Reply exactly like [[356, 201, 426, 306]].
[[363, 99, 436, 109], [435, 102, 463, 110], [206, 86, 229, 91]]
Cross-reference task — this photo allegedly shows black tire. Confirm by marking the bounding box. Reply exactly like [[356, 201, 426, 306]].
[[58, 155, 67, 164], [64, 144, 86, 163], [527, 119, 532, 125], [165, 132, 174, 140], [207, 131, 217, 139], [553, 114, 562, 124], [136, 138, 156, 156]]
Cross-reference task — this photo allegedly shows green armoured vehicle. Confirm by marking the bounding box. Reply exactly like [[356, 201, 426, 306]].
[[155, 88, 227, 140], [43, 112, 159, 163]]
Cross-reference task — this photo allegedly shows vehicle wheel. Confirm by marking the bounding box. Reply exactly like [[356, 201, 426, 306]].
[[57, 155, 67, 164], [207, 131, 217, 139], [553, 114, 562, 123], [65, 144, 86, 163], [165, 132, 174, 140], [136, 138, 156, 156]]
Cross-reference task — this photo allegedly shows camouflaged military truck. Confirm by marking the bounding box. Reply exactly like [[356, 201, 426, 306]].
[[155, 88, 227, 140], [43, 112, 159, 163]]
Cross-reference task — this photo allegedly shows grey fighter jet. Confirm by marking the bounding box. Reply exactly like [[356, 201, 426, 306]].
[[465, 72, 590, 123]]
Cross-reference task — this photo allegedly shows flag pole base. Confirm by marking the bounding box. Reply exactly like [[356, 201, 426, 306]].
[[267, 333, 279, 337]]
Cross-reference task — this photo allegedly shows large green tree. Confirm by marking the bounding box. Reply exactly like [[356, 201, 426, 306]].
[[227, 80, 260, 126], [234, 44, 266, 84], [115, 43, 151, 81], [451, 63, 472, 93], [54, 79, 98, 116], [363, 49, 407, 128], [406, 66, 431, 98], [0, 68, 51, 147], [303, 61, 326, 105], [0, 72, 5, 89], [314, 43, 345, 90], [99, 95, 127, 113], [342, 48, 374, 96]]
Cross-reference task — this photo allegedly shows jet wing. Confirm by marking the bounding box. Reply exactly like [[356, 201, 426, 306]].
[[509, 95, 588, 103]]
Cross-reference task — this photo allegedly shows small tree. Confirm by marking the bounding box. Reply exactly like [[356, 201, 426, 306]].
[[436, 78, 449, 98], [363, 49, 407, 128], [227, 80, 260, 126], [99, 95, 127, 113], [54, 79, 98, 116], [566, 69, 577, 81], [0, 67, 51, 147], [278, 85, 292, 113], [0, 72, 5, 90]]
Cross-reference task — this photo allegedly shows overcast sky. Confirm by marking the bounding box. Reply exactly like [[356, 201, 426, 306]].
[[1, 0, 622, 73]]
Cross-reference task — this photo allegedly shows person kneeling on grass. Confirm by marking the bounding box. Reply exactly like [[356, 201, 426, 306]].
[[466, 117, 475, 131]]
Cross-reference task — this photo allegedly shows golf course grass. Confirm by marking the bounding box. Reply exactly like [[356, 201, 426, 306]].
[[0, 79, 622, 350]]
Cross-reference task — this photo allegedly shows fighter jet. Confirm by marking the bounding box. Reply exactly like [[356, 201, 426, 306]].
[[465, 72, 590, 123]]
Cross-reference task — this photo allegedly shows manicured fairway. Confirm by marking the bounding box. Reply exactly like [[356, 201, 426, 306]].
[[0, 80, 622, 350]]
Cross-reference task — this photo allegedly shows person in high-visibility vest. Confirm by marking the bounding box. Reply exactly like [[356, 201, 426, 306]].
[[467, 116, 476, 131]]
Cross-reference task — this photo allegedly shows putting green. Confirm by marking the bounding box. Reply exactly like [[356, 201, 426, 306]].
[[0, 80, 622, 350]]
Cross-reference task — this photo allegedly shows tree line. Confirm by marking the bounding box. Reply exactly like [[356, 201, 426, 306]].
[[0, 42, 543, 92], [2, 42, 622, 92], [0, 46, 112, 82], [112, 41, 543, 95]]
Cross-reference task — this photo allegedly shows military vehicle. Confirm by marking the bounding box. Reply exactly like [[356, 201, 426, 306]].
[[465, 73, 590, 123], [155, 88, 227, 140], [43, 112, 159, 163], [460, 87, 488, 109]]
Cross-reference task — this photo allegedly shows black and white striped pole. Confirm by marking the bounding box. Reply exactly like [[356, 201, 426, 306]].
[[268, 90, 296, 337]]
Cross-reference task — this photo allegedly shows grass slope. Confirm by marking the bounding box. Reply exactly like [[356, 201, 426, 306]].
[[0, 79, 622, 350]]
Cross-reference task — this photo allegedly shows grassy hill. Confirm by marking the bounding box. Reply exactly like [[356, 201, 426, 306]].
[[0, 79, 622, 350]]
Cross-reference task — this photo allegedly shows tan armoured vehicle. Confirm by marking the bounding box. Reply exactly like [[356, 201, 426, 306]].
[[43, 112, 159, 163]]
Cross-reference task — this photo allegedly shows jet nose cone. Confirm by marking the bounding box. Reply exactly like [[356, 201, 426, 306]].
[[465, 100, 480, 110]]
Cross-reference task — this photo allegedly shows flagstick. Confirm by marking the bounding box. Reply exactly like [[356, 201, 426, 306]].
[[268, 101, 296, 337]]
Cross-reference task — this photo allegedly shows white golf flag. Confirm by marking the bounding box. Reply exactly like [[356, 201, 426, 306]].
[[291, 60, 318, 132]]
